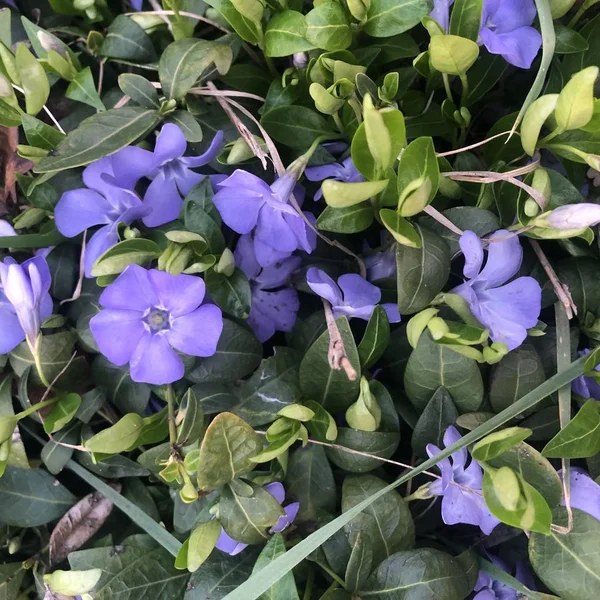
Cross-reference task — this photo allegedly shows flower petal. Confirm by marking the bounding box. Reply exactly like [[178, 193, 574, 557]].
[[99, 264, 158, 311], [271, 502, 300, 533], [213, 184, 263, 234], [480, 26, 542, 70], [264, 482, 285, 503], [112, 146, 156, 187], [304, 162, 347, 182], [460, 231, 484, 280], [255, 207, 299, 253], [338, 274, 381, 308], [484, 0, 536, 32], [250, 289, 299, 342], [234, 235, 262, 280], [153, 123, 187, 163], [0, 307, 25, 353], [181, 130, 224, 167], [84, 225, 120, 278], [174, 169, 205, 197], [0, 221, 16, 237], [255, 256, 302, 290], [90, 309, 146, 365], [382, 303, 401, 323], [306, 268, 343, 306], [476, 230, 523, 289], [441, 484, 499, 534], [215, 528, 248, 555], [443, 425, 468, 472], [142, 175, 183, 227], [253, 238, 293, 268], [130, 331, 184, 384], [167, 304, 223, 357], [147, 270, 205, 317], [563, 467, 600, 521], [54, 189, 113, 238], [426, 443, 453, 492]]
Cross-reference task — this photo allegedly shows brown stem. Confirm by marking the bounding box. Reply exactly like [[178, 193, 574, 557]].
[[322, 300, 358, 382]]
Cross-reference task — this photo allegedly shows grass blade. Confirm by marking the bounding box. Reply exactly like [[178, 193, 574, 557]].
[[224, 354, 589, 600], [509, 0, 555, 137]]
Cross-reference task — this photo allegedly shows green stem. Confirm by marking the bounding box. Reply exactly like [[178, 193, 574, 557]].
[[302, 567, 314, 600], [316, 560, 347, 589], [166, 384, 178, 447], [17, 397, 57, 420], [265, 56, 279, 79], [459, 73, 469, 107], [442, 74, 453, 104], [568, 0, 599, 27], [332, 111, 345, 135], [32, 346, 51, 389]]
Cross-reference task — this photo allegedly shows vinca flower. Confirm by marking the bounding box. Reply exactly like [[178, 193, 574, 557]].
[[364, 247, 396, 282], [90, 265, 223, 385], [304, 157, 365, 200], [572, 349, 600, 400], [216, 482, 299, 555], [452, 230, 541, 351], [306, 267, 400, 323], [0, 221, 16, 237], [426, 426, 500, 534], [235, 235, 301, 342], [561, 467, 600, 521], [537, 203, 600, 230], [214, 169, 316, 268], [473, 556, 535, 600], [429, 0, 542, 69], [0, 256, 52, 354]]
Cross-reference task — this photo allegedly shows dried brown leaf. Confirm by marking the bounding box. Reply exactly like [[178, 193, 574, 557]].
[[49, 484, 120, 565]]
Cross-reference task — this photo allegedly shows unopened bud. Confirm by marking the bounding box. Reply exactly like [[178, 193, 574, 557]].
[[214, 248, 235, 277], [345, 377, 381, 432], [8, 536, 21, 555], [292, 52, 308, 69], [536, 203, 600, 230]]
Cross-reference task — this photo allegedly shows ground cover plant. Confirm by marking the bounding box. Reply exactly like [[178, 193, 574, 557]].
[[0, 0, 600, 598]]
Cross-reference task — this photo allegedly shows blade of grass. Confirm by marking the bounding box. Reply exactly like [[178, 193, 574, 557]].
[[224, 354, 589, 600], [509, 0, 555, 137]]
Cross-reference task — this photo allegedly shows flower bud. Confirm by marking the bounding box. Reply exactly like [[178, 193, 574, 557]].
[[535, 203, 600, 230], [345, 377, 381, 432], [292, 52, 308, 69], [214, 248, 236, 277]]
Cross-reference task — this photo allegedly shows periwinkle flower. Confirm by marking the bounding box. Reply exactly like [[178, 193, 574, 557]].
[[572, 349, 600, 400], [304, 157, 365, 201], [426, 426, 500, 534], [306, 267, 401, 323], [216, 482, 299, 555], [90, 265, 223, 385], [235, 235, 301, 342], [538, 202, 600, 230], [0, 256, 52, 354], [214, 169, 316, 268], [364, 247, 396, 282], [473, 555, 533, 600], [561, 467, 600, 521], [0, 221, 17, 237], [429, 0, 542, 69], [452, 230, 541, 351], [139, 125, 224, 227]]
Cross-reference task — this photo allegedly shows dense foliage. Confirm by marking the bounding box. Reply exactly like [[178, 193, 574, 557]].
[[0, 0, 600, 598]]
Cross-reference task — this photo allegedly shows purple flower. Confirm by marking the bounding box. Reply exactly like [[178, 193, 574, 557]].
[[572, 349, 600, 400], [216, 482, 300, 555], [131, 0, 143, 9], [473, 555, 519, 600], [539, 203, 600, 230], [304, 157, 365, 201], [213, 170, 316, 268], [0, 221, 17, 237], [561, 467, 600, 522], [90, 265, 223, 385], [452, 230, 541, 351], [54, 157, 153, 278], [306, 267, 401, 323], [365, 248, 396, 282], [235, 235, 300, 342], [0, 256, 52, 353], [429, 0, 542, 69], [140, 125, 224, 227], [426, 426, 500, 534]]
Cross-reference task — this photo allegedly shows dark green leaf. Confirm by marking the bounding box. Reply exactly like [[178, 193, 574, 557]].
[[204, 268, 251, 319], [557, 258, 600, 317], [464, 53, 507, 106], [184, 180, 226, 252], [41, 425, 79, 475], [118, 73, 160, 109], [358, 305, 390, 369], [205, 0, 263, 45], [316, 203, 375, 233], [166, 110, 204, 142], [449, 0, 483, 41], [21, 114, 65, 150], [65, 67, 105, 111], [345, 533, 373, 593], [101, 15, 157, 62], [261, 105, 336, 149], [554, 24, 589, 55]]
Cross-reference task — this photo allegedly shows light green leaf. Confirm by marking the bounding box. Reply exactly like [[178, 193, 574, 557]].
[[45, 569, 102, 596], [554, 66, 598, 132], [322, 179, 388, 208], [305, 2, 352, 51], [430, 34, 479, 75], [187, 520, 221, 572], [91, 238, 161, 277], [84, 413, 144, 454], [21, 114, 65, 150], [15, 43, 49, 115], [380, 210, 421, 247], [521, 95, 559, 156], [43, 393, 82, 434], [66, 67, 105, 111], [472, 427, 532, 461], [264, 11, 316, 57]]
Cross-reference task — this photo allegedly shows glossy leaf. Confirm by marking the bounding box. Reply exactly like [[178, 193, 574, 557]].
[[364, 0, 432, 37], [100, 15, 156, 62], [15, 43, 49, 115], [358, 305, 390, 368], [84, 413, 144, 454], [43, 393, 82, 434], [264, 11, 315, 57], [411, 387, 458, 457]]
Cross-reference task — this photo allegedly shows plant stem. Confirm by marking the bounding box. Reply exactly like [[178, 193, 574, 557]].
[[17, 397, 57, 419], [32, 346, 52, 389], [166, 384, 178, 447], [442, 74, 453, 103], [316, 560, 347, 589]]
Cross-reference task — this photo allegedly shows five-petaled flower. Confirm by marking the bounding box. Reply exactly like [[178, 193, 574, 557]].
[[426, 425, 500, 534], [213, 170, 316, 268], [0, 256, 53, 354], [306, 267, 401, 323], [304, 156, 365, 201], [216, 482, 299, 555], [90, 265, 223, 385], [235, 235, 301, 342], [452, 230, 541, 351], [430, 0, 542, 69]]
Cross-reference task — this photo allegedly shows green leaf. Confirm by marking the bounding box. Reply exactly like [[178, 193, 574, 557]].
[[188, 319, 262, 384], [15, 43, 49, 115], [66, 67, 105, 111], [166, 110, 204, 142], [345, 533, 373, 593], [21, 114, 65, 150], [489, 344, 545, 413], [472, 427, 532, 461], [187, 520, 221, 572], [322, 179, 388, 208], [204, 268, 251, 319], [396, 227, 450, 315], [233, 348, 301, 427], [42, 425, 79, 474], [264, 10, 316, 57], [159, 38, 233, 101], [84, 413, 144, 454], [197, 412, 262, 491], [305, 2, 351, 51], [225, 354, 590, 600], [555, 66, 598, 132], [529, 508, 600, 600], [35, 107, 159, 173], [542, 398, 600, 458], [449, 0, 483, 41], [261, 105, 336, 149], [91, 238, 161, 277], [342, 473, 414, 566], [364, 0, 432, 37], [176, 389, 205, 447], [404, 331, 484, 412], [360, 548, 473, 599], [299, 316, 361, 413], [100, 15, 157, 62], [220, 481, 284, 544], [557, 258, 600, 316], [45, 569, 102, 596], [554, 24, 589, 54], [184, 179, 226, 253], [118, 73, 160, 109], [0, 562, 25, 599], [43, 393, 82, 434], [358, 305, 390, 369], [411, 387, 458, 457], [316, 203, 375, 233], [464, 53, 507, 106], [521, 94, 559, 156], [304, 400, 338, 442], [285, 445, 336, 522], [205, 0, 263, 45], [0, 466, 75, 526], [380, 211, 421, 247], [430, 34, 479, 75], [252, 535, 300, 600]]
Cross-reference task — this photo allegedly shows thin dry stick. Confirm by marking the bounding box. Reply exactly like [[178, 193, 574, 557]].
[[114, 95, 131, 109], [322, 300, 358, 382], [60, 229, 86, 306], [12, 84, 65, 134], [423, 205, 464, 236], [189, 87, 266, 102], [529, 239, 576, 319], [97, 58, 106, 98], [126, 9, 231, 33], [147, 0, 174, 33], [436, 131, 517, 158]]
